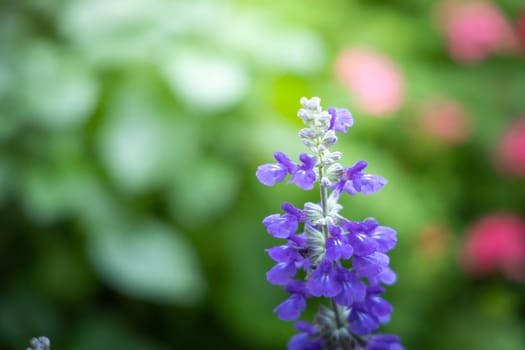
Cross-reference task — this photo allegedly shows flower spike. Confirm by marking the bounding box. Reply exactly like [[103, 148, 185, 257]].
[[256, 97, 403, 350]]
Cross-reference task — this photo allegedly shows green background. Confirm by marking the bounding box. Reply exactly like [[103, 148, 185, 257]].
[[1, 0, 524, 349]]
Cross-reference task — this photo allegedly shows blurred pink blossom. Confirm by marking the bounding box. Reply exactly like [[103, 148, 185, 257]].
[[418, 98, 472, 144], [437, 1, 517, 62], [462, 213, 525, 282], [334, 48, 405, 117], [494, 118, 525, 177], [517, 9, 525, 48]]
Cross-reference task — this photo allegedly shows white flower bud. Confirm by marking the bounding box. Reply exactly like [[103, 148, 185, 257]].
[[325, 163, 344, 185], [304, 224, 325, 265], [301, 96, 322, 111], [321, 130, 337, 147], [297, 108, 311, 124], [321, 151, 342, 165], [304, 202, 324, 225]]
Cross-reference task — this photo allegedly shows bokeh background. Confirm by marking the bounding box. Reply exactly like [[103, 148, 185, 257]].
[[1, 0, 525, 349]]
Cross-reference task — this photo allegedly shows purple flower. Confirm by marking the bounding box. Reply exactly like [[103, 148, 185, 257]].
[[348, 286, 393, 335], [282, 202, 306, 220], [353, 252, 390, 279], [369, 266, 397, 286], [328, 107, 354, 133], [325, 226, 353, 261], [355, 173, 387, 195], [266, 237, 309, 286], [334, 266, 366, 306], [348, 303, 380, 336], [368, 224, 397, 253], [366, 334, 404, 350], [289, 153, 317, 190], [307, 260, 342, 297], [288, 321, 323, 350], [335, 161, 387, 195], [266, 244, 302, 264], [263, 214, 297, 238], [256, 152, 318, 190], [274, 281, 310, 321], [256, 152, 294, 186], [267, 261, 297, 286], [365, 286, 393, 324], [342, 220, 378, 257], [263, 203, 304, 238]]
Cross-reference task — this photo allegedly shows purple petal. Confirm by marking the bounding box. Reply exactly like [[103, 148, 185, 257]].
[[341, 220, 362, 232], [288, 233, 308, 249], [285, 280, 309, 297], [371, 299, 392, 324], [266, 245, 298, 263], [290, 169, 317, 190], [346, 161, 368, 177], [282, 202, 305, 221], [299, 153, 316, 169], [363, 286, 392, 323], [325, 236, 353, 261], [294, 321, 317, 334], [256, 163, 287, 186], [274, 293, 307, 321], [370, 226, 397, 252], [274, 152, 297, 173], [342, 220, 378, 257], [267, 262, 296, 285], [289, 321, 323, 349], [366, 334, 404, 350], [339, 162, 387, 195], [334, 268, 366, 306], [328, 107, 354, 133], [354, 173, 387, 195], [369, 266, 397, 286], [379, 266, 397, 285], [346, 232, 378, 257], [288, 333, 309, 350], [342, 180, 358, 195], [353, 252, 389, 279], [362, 218, 379, 231], [263, 213, 298, 238], [307, 261, 342, 297], [348, 304, 380, 336], [289, 154, 317, 190], [329, 225, 343, 235]]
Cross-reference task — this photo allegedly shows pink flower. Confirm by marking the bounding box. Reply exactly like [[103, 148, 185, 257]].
[[461, 213, 525, 282], [494, 118, 525, 177], [418, 98, 472, 145], [334, 48, 405, 117], [436, 1, 516, 63]]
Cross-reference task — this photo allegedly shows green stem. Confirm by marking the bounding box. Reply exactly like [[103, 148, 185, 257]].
[[318, 165, 343, 330]]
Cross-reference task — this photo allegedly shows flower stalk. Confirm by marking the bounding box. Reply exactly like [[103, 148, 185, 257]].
[[256, 97, 403, 350]]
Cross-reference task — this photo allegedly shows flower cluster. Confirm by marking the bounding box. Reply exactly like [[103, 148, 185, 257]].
[[27, 337, 51, 350], [256, 97, 403, 350]]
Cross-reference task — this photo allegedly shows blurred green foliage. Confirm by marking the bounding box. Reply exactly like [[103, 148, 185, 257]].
[[1, 0, 525, 349]]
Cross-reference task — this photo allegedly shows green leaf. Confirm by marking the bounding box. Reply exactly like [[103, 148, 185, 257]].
[[161, 51, 249, 111], [87, 220, 205, 305], [168, 157, 240, 227], [19, 41, 98, 128]]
